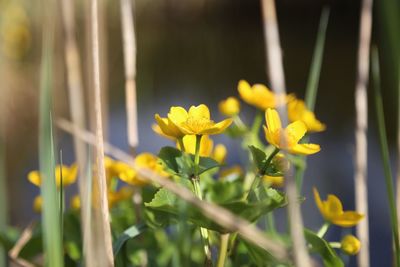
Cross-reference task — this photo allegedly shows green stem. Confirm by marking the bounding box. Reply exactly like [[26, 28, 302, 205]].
[[192, 135, 212, 264], [233, 115, 247, 131], [217, 234, 229, 267], [251, 110, 263, 136], [261, 147, 280, 174], [178, 138, 186, 152], [317, 222, 330, 238], [372, 48, 400, 267], [266, 212, 277, 235], [329, 242, 341, 249]]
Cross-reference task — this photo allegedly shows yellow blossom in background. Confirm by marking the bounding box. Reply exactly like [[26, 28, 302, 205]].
[[212, 144, 227, 164], [28, 163, 78, 188], [219, 165, 243, 180], [33, 195, 42, 213], [170, 104, 232, 135], [263, 175, 284, 188], [238, 80, 287, 110], [119, 153, 168, 186], [70, 195, 81, 210], [341, 235, 361, 255], [313, 187, 364, 227], [287, 97, 326, 132], [263, 109, 320, 155], [218, 97, 240, 116], [154, 107, 187, 139], [108, 186, 134, 208]]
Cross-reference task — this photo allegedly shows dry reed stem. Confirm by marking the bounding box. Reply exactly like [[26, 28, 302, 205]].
[[59, 0, 94, 265], [354, 0, 373, 265], [260, 0, 311, 266], [90, 0, 114, 265], [56, 119, 289, 261], [8, 222, 36, 267], [120, 0, 139, 149]]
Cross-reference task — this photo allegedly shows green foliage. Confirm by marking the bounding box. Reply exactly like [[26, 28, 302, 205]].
[[304, 229, 344, 267]]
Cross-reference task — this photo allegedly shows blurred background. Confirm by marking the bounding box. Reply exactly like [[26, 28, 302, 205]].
[[1, 0, 400, 266]]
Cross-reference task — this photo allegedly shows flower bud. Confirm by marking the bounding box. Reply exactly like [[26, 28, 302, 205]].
[[219, 97, 240, 117], [341, 235, 361, 255], [213, 144, 227, 164]]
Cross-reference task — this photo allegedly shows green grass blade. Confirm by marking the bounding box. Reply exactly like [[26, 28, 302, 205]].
[[305, 7, 330, 111], [39, 6, 63, 265], [112, 223, 147, 256], [372, 47, 400, 267], [0, 128, 7, 267]]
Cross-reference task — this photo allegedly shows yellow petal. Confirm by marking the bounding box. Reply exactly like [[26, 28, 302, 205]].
[[33, 195, 42, 213], [263, 125, 279, 147], [168, 107, 188, 124], [238, 80, 252, 103], [285, 121, 307, 145], [313, 187, 325, 217], [325, 194, 344, 217], [265, 109, 281, 133], [263, 175, 284, 187], [290, 143, 320, 155], [219, 97, 240, 116], [332, 211, 364, 227], [213, 144, 227, 164], [155, 114, 173, 136], [28, 171, 41, 186], [202, 118, 232, 135], [152, 123, 175, 140], [188, 104, 210, 120]]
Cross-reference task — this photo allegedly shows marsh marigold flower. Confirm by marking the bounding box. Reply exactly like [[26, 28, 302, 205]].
[[28, 163, 78, 188], [166, 104, 232, 135], [154, 107, 187, 139], [70, 195, 81, 210], [219, 97, 240, 117], [288, 97, 326, 132], [33, 195, 42, 213], [118, 153, 168, 186], [313, 187, 364, 227], [263, 109, 320, 155], [108, 186, 134, 208], [340, 235, 361, 255], [238, 80, 287, 110], [212, 144, 227, 164]]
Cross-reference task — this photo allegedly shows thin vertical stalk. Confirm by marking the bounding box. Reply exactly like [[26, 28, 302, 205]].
[[0, 119, 7, 267], [59, 0, 93, 264], [260, 0, 311, 266], [91, 0, 114, 264], [354, 0, 373, 265], [39, 0, 63, 263], [372, 48, 400, 267], [216, 234, 229, 267], [120, 0, 138, 149]]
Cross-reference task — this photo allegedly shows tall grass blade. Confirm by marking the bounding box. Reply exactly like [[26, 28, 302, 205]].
[[260, 0, 311, 265], [0, 123, 7, 267], [295, 7, 330, 192], [372, 48, 400, 267]]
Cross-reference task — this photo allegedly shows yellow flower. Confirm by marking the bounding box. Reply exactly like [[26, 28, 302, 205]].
[[154, 107, 188, 139], [313, 187, 364, 227], [152, 124, 175, 140], [212, 144, 227, 164], [219, 97, 240, 116], [341, 235, 361, 255], [33, 195, 42, 213], [70, 195, 81, 210], [118, 153, 168, 186], [108, 186, 134, 208], [178, 135, 227, 163], [28, 164, 78, 188], [170, 104, 232, 135], [288, 97, 326, 132], [238, 80, 287, 110], [263, 108, 320, 155], [263, 175, 284, 187]]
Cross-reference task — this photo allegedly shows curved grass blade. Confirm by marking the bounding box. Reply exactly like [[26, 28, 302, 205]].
[[112, 223, 148, 256]]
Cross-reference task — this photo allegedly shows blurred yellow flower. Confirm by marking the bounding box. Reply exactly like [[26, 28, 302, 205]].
[[170, 104, 232, 135], [263, 109, 320, 155], [238, 80, 287, 110], [70, 195, 81, 210], [119, 153, 168, 186], [212, 144, 227, 164], [313, 187, 364, 227], [218, 97, 240, 116], [288, 97, 326, 132], [263, 175, 284, 187], [28, 164, 78, 188], [108, 186, 134, 208], [341, 235, 361, 255], [33, 195, 42, 213]]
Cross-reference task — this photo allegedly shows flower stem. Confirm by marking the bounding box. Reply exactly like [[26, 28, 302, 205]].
[[329, 242, 341, 249], [178, 138, 186, 152], [192, 135, 212, 264], [317, 222, 330, 238], [216, 234, 229, 267], [233, 115, 247, 131], [251, 110, 263, 136]]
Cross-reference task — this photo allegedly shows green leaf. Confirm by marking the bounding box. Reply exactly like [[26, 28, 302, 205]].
[[248, 145, 267, 170], [194, 155, 220, 175], [158, 146, 183, 174], [241, 239, 283, 266], [113, 223, 148, 256], [304, 229, 344, 267]]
